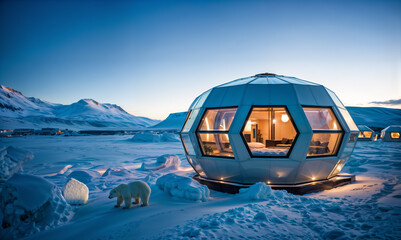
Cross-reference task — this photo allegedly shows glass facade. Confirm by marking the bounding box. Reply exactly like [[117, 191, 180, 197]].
[[241, 107, 297, 157], [196, 108, 237, 157], [303, 107, 343, 157], [182, 109, 199, 133]]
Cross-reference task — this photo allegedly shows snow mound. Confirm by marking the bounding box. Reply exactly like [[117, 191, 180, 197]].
[[141, 154, 181, 171], [131, 133, 160, 142], [156, 173, 209, 202], [101, 168, 133, 177], [0, 174, 71, 239], [160, 133, 181, 142], [238, 182, 273, 200], [67, 170, 100, 184], [62, 178, 89, 205], [0, 146, 33, 180]]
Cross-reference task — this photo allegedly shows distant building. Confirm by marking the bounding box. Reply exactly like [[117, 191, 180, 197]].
[[12, 129, 34, 136], [40, 128, 60, 135], [357, 125, 377, 141], [381, 125, 401, 142]]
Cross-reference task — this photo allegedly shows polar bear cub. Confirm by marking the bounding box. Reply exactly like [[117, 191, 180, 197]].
[[108, 181, 151, 208]]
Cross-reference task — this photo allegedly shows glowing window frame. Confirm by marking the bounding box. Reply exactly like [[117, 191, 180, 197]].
[[240, 105, 299, 159], [302, 106, 344, 158], [196, 107, 238, 159]]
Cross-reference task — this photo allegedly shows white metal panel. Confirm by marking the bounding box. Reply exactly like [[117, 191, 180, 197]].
[[310, 85, 335, 106], [268, 85, 298, 105]]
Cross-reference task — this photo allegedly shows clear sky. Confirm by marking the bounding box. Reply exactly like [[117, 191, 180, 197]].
[[1, 0, 400, 120]]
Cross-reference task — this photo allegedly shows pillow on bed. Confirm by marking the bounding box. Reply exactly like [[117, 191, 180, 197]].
[[248, 142, 265, 149]]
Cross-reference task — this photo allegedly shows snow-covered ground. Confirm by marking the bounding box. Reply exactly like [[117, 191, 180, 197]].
[[0, 135, 400, 239]]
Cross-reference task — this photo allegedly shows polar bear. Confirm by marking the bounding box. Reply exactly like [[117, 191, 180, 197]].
[[108, 181, 151, 208]]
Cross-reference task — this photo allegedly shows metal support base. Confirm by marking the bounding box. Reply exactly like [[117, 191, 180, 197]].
[[193, 174, 356, 195]]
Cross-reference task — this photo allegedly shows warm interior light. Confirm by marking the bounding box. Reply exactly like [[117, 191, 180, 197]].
[[391, 132, 400, 139], [337, 166, 342, 171], [312, 177, 316, 181], [281, 114, 289, 123], [273, 119, 276, 124], [220, 177, 224, 181], [245, 120, 252, 131], [205, 117, 210, 130], [267, 181, 271, 184]]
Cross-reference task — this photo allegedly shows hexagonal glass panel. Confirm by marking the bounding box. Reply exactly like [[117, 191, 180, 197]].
[[307, 133, 342, 156], [198, 108, 237, 131], [303, 107, 344, 157], [182, 109, 199, 133], [181, 133, 196, 155], [197, 108, 237, 158], [241, 107, 298, 157], [303, 107, 341, 130], [198, 133, 234, 157]]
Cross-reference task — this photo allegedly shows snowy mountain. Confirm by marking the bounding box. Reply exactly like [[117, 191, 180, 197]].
[[150, 112, 188, 130], [346, 106, 401, 129], [0, 85, 160, 130]]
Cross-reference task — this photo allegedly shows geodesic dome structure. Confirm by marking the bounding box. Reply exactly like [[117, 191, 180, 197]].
[[180, 73, 359, 185], [357, 125, 376, 141], [381, 125, 401, 142]]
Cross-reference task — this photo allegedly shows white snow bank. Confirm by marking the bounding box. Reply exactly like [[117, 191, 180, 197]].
[[140, 154, 181, 171], [67, 170, 100, 184], [0, 146, 33, 180], [238, 182, 273, 200], [62, 178, 89, 205], [156, 173, 209, 202], [160, 133, 180, 142], [131, 133, 160, 142], [0, 174, 71, 239]]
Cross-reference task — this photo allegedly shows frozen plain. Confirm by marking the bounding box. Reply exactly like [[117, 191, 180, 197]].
[[1, 135, 400, 240]]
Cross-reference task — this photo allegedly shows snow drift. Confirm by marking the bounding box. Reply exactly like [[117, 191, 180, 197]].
[[67, 170, 101, 184], [238, 182, 273, 200], [62, 178, 89, 205], [156, 173, 209, 202], [140, 154, 181, 171], [0, 174, 72, 239], [0, 146, 33, 180]]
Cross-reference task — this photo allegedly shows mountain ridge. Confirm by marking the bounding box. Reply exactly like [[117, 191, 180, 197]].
[[0, 85, 160, 130]]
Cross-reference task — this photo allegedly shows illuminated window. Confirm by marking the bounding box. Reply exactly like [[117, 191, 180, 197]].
[[303, 107, 343, 157], [391, 132, 400, 139], [197, 108, 237, 157], [359, 131, 373, 139], [241, 107, 298, 157]]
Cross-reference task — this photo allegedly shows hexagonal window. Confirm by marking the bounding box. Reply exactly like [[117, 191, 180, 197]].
[[196, 108, 237, 158], [303, 107, 344, 157], [241, 106, 298, 157]]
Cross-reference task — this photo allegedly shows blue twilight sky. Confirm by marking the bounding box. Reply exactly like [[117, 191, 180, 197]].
[[1, 0, 400, 120]]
